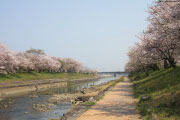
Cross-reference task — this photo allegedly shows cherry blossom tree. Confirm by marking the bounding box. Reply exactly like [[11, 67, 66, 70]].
[[0, 42, 94, 74], [15, 52, 35, 72], [0, 43, 19, 74], [126, 0, 180, 73], [59, 58, 83, 73], [144, 1, 180, 68]]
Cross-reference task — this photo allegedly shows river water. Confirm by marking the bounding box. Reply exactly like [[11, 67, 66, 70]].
[[0, 76, 120, 120]]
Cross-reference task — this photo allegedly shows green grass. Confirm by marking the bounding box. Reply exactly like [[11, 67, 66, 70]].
[[111, 77, 124, 87], [85, 101, 96, 106], [131, 67, 180, 120], [97, 94, 105, 101], [0, 72, 96, 82], [84, 101, 96, 109]]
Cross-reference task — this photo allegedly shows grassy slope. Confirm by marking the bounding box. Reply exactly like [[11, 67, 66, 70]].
[[0, 72, 96, 82], [131, 67, 180, 120]]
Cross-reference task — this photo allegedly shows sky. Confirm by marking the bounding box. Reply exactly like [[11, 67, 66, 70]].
[[0, 0, 152, 72]]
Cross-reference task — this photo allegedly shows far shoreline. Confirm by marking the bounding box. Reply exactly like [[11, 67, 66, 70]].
[[0, 74, 99, 99]]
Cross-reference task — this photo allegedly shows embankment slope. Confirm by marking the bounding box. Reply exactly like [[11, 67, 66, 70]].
[[131, 67, 180, 120]]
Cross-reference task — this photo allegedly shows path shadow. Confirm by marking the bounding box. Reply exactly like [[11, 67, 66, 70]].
[[91, 101, 139, 118]]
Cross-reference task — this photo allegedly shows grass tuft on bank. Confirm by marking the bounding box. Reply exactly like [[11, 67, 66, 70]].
[[0, 72, 96, 82], [131, 67, 180, 120]]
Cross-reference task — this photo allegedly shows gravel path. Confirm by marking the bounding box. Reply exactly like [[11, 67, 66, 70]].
[[77, 77, 141, 120]]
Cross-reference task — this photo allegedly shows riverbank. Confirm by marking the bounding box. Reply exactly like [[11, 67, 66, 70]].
[[130, 67, 180, 120], [0, 73, 98, 99], [58, 77, 124, 120], [0, 72, 96, 82]]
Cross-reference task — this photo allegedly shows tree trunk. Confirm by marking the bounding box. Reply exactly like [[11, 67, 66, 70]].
[[168, 58, 176, 68], [164, 60, 169, 69], [150, 64, 159, 71], [145, 70, 149, 76]]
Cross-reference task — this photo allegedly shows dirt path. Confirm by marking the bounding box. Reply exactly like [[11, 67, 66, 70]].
[[77, 77, 141, 120]]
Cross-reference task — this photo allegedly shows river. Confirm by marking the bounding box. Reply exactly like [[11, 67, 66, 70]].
[[0, 76, 121, 120]]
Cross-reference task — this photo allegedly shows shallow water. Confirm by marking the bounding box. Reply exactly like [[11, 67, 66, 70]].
[[0, 76, 120, 120]]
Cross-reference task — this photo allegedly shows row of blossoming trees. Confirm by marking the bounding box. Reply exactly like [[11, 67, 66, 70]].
[[0, 42, 96, 74], [125, 0, 180, 74]]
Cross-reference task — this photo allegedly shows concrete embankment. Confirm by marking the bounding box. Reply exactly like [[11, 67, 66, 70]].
[[0, 77, 99, 99]]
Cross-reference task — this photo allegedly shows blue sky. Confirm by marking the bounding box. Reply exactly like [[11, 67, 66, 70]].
[[0, 0, 152, 72]]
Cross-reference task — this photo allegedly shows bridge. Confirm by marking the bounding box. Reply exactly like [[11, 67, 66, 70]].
[[98, 71, 129, 77], [98, 71, 128, 74]]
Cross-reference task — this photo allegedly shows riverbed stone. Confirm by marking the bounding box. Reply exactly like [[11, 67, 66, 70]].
[[4, 104, 8, 108], [80, 90, 86, 94], [48, 93, 80, 104], [75, 96, 89, 102], [88, 97, 94, 101], [140, 95, 151, 102], [75, 101, 83, 105], [29, 95, 38, 98], [24, 112, 28, 114], [8, 101, 13, 104], [33, 103, 55, 112], [71, 99, 75, 104]]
